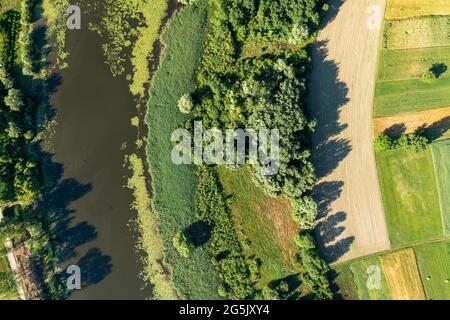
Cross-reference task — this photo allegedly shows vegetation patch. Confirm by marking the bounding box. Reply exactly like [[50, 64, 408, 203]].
[[383, 16, 450, 50], [350, 256, 391, 300], [218, 166, 298, 287], [331, 264, 359, 300], [386, 0, 450, 20], [380, 249, 426, 300], [431, 140, 450, 234], [145, 0, 221, 299], [415, 241, 450, 300], [376, 147, 442, 246], [126, 154, 177, 299]]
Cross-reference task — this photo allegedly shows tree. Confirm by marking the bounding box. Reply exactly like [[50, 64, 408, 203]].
[[178, 94, 193, 114], [292, 196, 318, 229], [4, 89, 24, 112], [374, 133, 393, 152]]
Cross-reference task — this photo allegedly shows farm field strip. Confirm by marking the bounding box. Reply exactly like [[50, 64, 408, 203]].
[[349, 256, 391, 300], [386, 0, 450, 20], [431, 140, 450, 235], [377, 46, 450, 82], [415, 241, 450, 300], [376, 147, 443, 247], [380, 249, 426, 300], [383, 16, 450, 50], [373, 105, 450, 138]]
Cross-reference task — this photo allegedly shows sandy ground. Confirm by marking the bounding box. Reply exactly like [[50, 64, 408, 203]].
[[309, 0, 391, 263]]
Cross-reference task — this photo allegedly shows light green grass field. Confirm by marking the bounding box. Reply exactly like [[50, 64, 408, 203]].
[[350, 256, 391, 300], [377, 46, 450, 82], [432, 140, 450, 235], [145, 0, 221, 299], [217, 167, 298, 287], [383, 16, 450, 50], [415, 241, 450, 300], [376, 147, 443, 247], [374, 75, 450, 117]]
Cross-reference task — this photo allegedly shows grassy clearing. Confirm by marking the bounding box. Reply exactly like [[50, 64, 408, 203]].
[[381, 249, 426, 300], [377, 46, 450, 82], [350, 256, 391, 300], [145, 0, 221, 299], [415, 241, 450, 300], [383, 16, 450, 50], [432, 140, 450, 235], [217, 167, 298, 287], [376, 147, 442, 247], [386, 0, 450, 20]]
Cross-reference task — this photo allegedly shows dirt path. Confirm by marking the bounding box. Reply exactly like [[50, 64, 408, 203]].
[[309, 0, 390, 263]]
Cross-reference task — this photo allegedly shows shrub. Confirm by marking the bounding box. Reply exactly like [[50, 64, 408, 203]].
[[173, 231, 194, 258], [374, 133, 393, 152], [178, 94, 193, 114], [422, 69, 437, 82]]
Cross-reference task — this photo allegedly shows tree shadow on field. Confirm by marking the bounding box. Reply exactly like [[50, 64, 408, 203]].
[[319, 0, 346, 29], [308, 41, 351, 179], [416, 116, 450, 141], [307, 40, 354, 264], [383, 123, 406, 138], [311, 182, 354, 264]]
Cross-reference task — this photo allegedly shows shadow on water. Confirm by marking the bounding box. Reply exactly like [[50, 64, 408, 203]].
[[307, 39, 354, 264], [24, 0, 116, 298]]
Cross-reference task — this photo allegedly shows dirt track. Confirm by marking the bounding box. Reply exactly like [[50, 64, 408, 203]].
[[309, 0, 390, 263]]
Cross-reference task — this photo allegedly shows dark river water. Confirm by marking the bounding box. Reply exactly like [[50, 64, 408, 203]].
[[48, 11, 150, 299]]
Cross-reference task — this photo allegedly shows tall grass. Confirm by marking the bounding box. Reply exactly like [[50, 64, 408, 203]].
[[145, 0, 221, 299]]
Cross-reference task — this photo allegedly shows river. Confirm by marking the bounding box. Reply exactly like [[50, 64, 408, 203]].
[[47, 7, 150, 299]]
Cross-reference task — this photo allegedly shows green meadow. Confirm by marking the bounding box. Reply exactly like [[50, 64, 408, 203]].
[[432, 140, 450, 235], [349, 256, 391, 300], [376, 147, 443, 247], [415, 241, 450, 300], [145, 0, 221, 299]]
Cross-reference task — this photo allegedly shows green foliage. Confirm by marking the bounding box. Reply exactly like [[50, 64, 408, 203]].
[[375, 132, 429, 153], [291, 196, 317, 230], [374, 133, 393, 153], [196, 166, 257, 299], [145, 0, 222, 299], [173, 230, 194, 258], [422, 69, 437, 82]]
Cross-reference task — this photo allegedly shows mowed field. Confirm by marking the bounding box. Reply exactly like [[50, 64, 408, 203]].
[[380, 249, 426, 300], [349, 256, 391, 300], [386, 0, 450, 20], [375, 5, 450, 117], [415, 241, 450, 300], [432, 140, 450, 235], [376, 147, 443, 247]]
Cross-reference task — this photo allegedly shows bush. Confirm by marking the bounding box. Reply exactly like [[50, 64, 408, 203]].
[[374, 133, 393, 152], [178, 94, 193, 114], [422, 69, 437, 82], [173, 231, 194, 257]]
